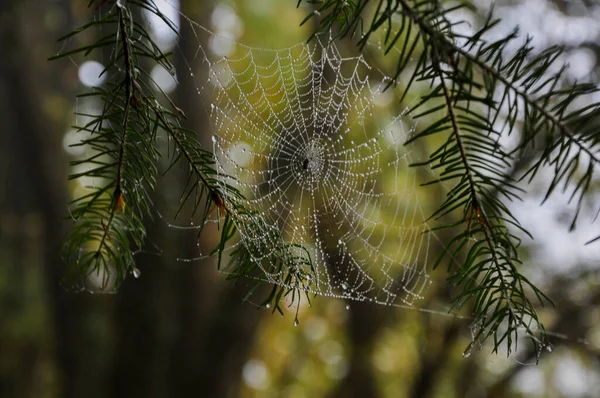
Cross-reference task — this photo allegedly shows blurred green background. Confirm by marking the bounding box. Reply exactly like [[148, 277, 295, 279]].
[[1, 0, 600, 397]]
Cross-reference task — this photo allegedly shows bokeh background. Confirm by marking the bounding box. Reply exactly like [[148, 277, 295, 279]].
[[1, 0, 600, 397]]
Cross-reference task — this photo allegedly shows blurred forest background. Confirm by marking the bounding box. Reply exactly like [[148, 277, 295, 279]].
[[1, 0, 600, 397]]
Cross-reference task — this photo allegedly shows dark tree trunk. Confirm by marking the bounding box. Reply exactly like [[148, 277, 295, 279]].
[[110, 3, 264, 397], [0, 1, 89, 397]]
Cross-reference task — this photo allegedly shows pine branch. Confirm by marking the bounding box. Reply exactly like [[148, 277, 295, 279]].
[[393, 0, 598, 165], [53, 0, 314, 317], [294, 0, 600, 356], [93, 5, 134, 273], [430, 44, 549, 356], [53, 0, 217, 288]]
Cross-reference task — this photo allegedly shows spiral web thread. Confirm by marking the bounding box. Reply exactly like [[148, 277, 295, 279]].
[[186, 33, 435, 307]]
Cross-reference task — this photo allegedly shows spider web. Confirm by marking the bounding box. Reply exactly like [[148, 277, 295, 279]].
[[176, 25, 438, 307]]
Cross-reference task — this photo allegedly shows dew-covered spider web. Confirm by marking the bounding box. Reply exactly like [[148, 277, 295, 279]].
[[209, 39, 431, 305], [169, 16, 440, 308]]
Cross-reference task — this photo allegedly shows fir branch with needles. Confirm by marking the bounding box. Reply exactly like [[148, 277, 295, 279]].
[[300, 0, 600, 357], [52, 0, 312, 318]]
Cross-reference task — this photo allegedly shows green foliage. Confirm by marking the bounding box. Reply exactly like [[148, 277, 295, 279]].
[[300, 0, 600, 357]]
